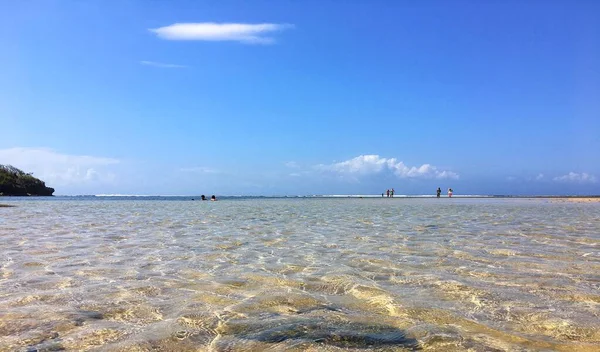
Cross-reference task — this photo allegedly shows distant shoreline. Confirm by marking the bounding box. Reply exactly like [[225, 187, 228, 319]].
[[545, 197, 600, 203], [2, 196, 599, 206], [2, 195, 600, 200]]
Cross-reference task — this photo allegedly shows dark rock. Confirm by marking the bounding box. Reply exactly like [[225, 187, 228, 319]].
[[221, 317, 421, 349], [0, 165, 54, 196]]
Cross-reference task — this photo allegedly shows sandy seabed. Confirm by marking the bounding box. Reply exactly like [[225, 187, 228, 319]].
[[2, 197, 600, 351], [549, 197, 600, 203]]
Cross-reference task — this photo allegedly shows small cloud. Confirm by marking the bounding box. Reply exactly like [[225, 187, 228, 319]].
[[506, 176, 517, 181], [553, 172, 597, 183], [316, 155, 459, 179], [535, 173, 544, 180], [285, 161, 299, 169], [150, 22, 293, 44], [0, 147, 119, 187], [140, 60, 188, 68], [180, 166, 219, 174], [431, 170, 459, 180], [289, 173, 301, 177]]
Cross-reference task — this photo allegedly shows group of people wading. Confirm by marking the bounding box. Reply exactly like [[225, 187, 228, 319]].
[[381, 188, 455, 198], [200, 195, 217, 201], [436, 187, 453, 198]]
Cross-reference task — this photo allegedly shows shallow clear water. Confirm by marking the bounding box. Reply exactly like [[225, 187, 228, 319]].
[[1, 198, 599, 351]]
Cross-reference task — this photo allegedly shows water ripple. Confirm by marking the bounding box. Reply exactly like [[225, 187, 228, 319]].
[[1, 198, 599, 351]]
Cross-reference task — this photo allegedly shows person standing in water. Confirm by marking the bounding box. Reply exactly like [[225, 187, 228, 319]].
[[386, 189, 390, 198], [391, 188, 395, 197], [436, 188, 441, 198], [448, 188, 453, 197]]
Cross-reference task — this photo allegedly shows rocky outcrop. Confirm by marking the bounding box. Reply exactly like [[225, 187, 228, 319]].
[[0, 165, 54, 196]]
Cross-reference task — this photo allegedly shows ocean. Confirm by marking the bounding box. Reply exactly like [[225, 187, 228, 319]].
[[1, 197, 599, 351]]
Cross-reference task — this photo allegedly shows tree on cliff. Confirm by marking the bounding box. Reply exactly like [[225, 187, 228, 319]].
[[0, 164, 54, 196]]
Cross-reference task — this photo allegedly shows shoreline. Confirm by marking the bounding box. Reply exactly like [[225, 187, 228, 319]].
[[2, 195, 600, 202], [546, 197, 600, 203]]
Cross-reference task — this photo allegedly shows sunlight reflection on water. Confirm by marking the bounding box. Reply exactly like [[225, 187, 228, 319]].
[[1, 198, 599, 351]]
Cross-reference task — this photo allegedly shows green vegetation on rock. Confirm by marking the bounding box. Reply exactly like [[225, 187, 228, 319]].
[[0, 165, 54, 196]]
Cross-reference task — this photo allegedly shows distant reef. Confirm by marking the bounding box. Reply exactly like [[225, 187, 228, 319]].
[[0, 165, 54, 196]]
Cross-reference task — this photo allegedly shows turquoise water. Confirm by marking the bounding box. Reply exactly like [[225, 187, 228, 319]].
[[1, 198, 599, 351]]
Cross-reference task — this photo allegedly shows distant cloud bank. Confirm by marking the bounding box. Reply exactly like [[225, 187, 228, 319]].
[[140, 60, 188, 68], [317, 155, 459, 180], [0, 147, 119, 187], [553, 172, 597, 183], [149, 22, 293, 44]]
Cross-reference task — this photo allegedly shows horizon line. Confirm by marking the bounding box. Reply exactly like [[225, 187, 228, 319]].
[[21, 194, 600, 198]]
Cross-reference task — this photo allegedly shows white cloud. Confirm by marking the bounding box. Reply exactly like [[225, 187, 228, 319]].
[[285, 161, 299, 168], [535, 173, 544, 180], [150, 22, 293, 44], [140, 60, 188, 68], [553, 172, 597, 183], [0, 147, 119, 187], [317, 155, 459, 179], [179, 166, 219, 174]]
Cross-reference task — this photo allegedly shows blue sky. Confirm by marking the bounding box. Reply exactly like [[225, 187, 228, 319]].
[[1, 0, 599, 195]]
